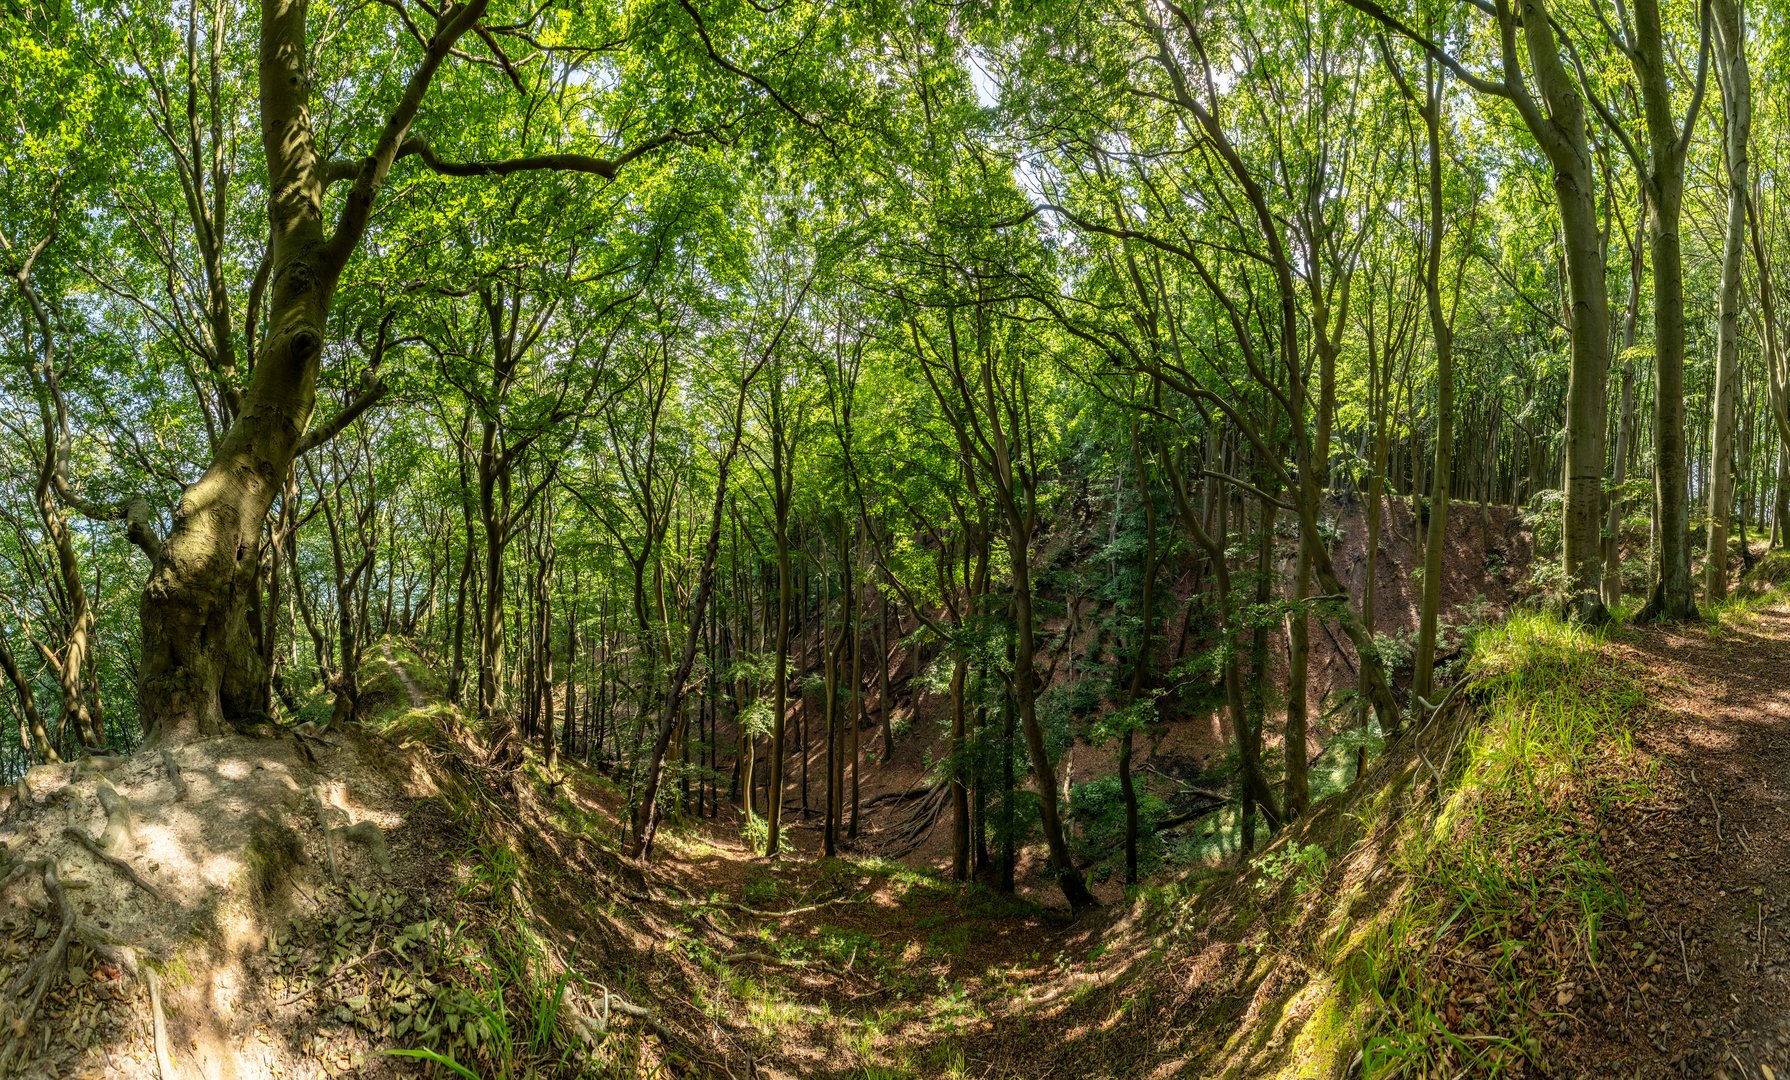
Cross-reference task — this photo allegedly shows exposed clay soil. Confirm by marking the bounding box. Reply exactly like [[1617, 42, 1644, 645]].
[[817, 494, 1534, 904]]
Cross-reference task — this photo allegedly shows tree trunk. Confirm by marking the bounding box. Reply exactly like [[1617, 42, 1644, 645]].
[[1631, 0, 1705, 622], [1705, 0, 1749, 602], [1413, 63, 1454, 705], [139, 0, 488, 740]]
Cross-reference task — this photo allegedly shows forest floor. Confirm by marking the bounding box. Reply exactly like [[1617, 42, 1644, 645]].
[[382, 640, 429, 711], [372, 594, 1790, 1078], [7, 593, 1790, 1078], [1543, 605, 1790, 1077]]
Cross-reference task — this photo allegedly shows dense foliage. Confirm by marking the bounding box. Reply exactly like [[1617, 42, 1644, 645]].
[[3, 0, 1787, 908]]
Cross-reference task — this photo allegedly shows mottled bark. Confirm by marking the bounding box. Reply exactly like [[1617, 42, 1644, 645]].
[[139, 0, 491, 740]]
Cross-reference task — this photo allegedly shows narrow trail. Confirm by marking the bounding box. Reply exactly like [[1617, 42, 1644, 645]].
[[1556, 607, 1790, 1078], [382, 640, 428, 710]]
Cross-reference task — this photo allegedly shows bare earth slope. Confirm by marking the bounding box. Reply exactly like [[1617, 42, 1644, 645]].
[[4, 603, 1788, 1079]]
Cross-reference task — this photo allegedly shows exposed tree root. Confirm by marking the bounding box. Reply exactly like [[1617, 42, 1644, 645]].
[[0, 859, 75, 1065], [95, 781, 136, 850], [159, 748, 187, 802], [563, 983, 665, 1040], [62, 827, 167, 902], [861, 783, 935, 808], [549, 940, 721, 1071], [72, 754, 116, 781], [880, 782, 949, 856], [291, 732, 319, 767], [313, 788, 340, 883], [146, 965, 175, 1080]]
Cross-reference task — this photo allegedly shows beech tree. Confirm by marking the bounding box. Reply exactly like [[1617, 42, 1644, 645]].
[[5, 0, 1786, 916]]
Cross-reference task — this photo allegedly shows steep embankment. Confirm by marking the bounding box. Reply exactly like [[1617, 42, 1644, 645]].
[[0, 644, 1104, 1079], [939, 595, 1790, 1079], [8, 591, 1786, 1079], [847, 495, 1535, 900], [0, 643, 678, 1080]]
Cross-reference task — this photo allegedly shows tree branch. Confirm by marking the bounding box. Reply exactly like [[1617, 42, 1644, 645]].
[[394, 130, 686, 181], [297, 379, 390, 455]]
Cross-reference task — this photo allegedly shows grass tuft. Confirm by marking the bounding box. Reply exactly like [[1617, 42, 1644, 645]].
[[1351, 608, 1650, 1076]]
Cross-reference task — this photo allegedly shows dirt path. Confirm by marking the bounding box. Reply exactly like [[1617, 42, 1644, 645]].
[[383, 639, 427, 710], [1555, 608, 1790, 1078]]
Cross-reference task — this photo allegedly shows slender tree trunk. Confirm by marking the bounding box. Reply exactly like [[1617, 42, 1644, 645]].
[[949, 650, 970, 880], [1413, 64, 1455, 705], [764, 450, 793, 856], [1632, 0, 1705, 622], [878, 585, 893, 763], [631, 371, 757, 857], [848, 530, 863, 841], [1121, 428, 1158, 886], [1705, 0, 1750, 602]]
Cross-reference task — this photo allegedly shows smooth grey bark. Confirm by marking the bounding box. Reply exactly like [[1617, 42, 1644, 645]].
[[1343, 0, 1613, 623], [1404, 60, 1455, 706], [1602, 196, 1648, 608], [1628, 0, 1711, 622], [1705, 0, 1750, 601]]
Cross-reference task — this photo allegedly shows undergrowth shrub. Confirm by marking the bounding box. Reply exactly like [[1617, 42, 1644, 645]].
[[1250, 841, 1329, 897]]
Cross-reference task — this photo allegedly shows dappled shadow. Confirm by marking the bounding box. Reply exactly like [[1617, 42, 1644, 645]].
[[1562, 608, 1790, 1075]]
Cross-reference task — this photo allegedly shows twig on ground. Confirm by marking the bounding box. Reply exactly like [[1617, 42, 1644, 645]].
[[708, 895, 858, 920]]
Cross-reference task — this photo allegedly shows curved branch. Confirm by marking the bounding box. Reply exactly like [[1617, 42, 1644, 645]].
[[1333, 0, 1512, 99], [394, 130, 686, 180], [297, 380, 390, 455]]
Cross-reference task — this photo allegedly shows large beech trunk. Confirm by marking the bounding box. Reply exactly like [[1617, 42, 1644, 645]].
[[136, 0, 659, 741], [139, 275, 330, 741], [137, 0, 490, 741]]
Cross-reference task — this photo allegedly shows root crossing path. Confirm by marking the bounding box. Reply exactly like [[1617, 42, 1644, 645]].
[[1556, 609, 1790, 1077]]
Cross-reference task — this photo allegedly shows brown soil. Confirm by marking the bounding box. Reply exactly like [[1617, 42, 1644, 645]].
[[1542, 610, 1790, 1078], [830, 494, 1532, 903], [0, 722, 452, 1079]]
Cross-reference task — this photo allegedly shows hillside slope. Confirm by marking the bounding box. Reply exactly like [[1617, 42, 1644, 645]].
[[5, 596, 1787, 1079]]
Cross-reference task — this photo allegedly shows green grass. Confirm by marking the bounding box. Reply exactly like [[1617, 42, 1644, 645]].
[[1705, 582, 1790, 633], [1350, 608, 1651, 1076]]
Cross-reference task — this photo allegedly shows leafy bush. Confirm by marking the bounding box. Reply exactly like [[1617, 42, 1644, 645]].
[[1068, 775, 1169, 874], [1371, 629, 1416, 676], [1519, 488, 1564, 559], [1250, 841, 1329, 896]]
